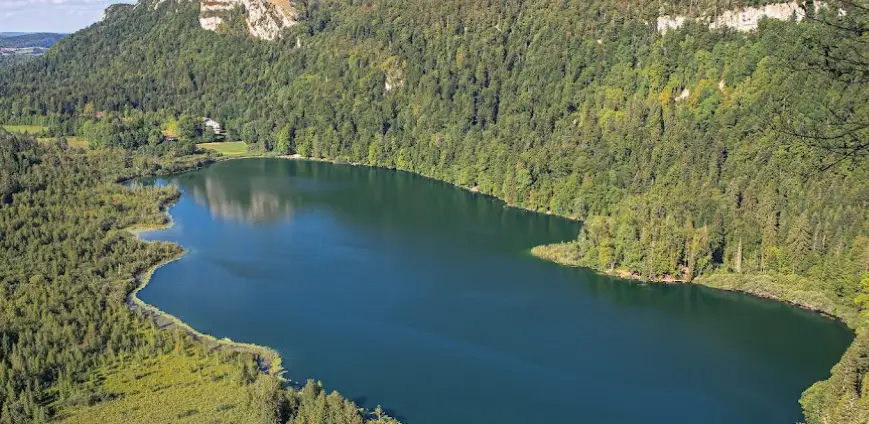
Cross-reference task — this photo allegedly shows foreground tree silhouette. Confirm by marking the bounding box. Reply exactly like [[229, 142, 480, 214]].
[[781, 1, 869, 171]]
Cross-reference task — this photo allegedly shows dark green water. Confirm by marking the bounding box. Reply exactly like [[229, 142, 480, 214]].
[[139, 158, 852, 424]]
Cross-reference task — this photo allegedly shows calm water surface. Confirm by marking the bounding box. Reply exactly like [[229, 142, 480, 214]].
[[139, 158, 852, 424]]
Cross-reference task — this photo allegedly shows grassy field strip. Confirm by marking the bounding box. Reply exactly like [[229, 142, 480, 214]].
[[3, 124, 48, 133], [38, 136, 89, 149], [58, 352, 263, 424], [197, 141, 248, 155]]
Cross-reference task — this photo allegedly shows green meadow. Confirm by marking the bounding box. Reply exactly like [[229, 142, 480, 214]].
[[197, 142, 248, 156], [38, 136, 90, 149], [3, 124, 48, 134], [58, 350, 265, 424]]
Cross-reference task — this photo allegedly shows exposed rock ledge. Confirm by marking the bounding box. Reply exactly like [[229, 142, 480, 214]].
[[657, 1, 831, 33], [199, 0, 297, 40]]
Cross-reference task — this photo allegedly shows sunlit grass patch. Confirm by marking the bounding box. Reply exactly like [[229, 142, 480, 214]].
[[59, 351, 263, 424], [38, 136, 89, 149], [197, 141, 248, 156], [3, 124, 48, 134]]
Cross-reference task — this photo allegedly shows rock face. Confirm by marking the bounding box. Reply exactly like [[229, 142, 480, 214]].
[[657, 1, 825, 33], [198, 0, 297, 40], [102, 3, 135, 21]]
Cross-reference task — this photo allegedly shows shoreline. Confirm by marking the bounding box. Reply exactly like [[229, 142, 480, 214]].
[[695, 274, 859, 327], [211, 151, 583, 222], [212, 151, 859, 327], [180, 151, 859, 420], [123, 197, 287, 380], [124, 179, 402, 421], [529, 243, 858, 328], [528, 239, 862, 422]]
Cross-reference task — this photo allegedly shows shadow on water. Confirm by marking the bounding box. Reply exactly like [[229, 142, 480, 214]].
[[380, 408, 408, 423], [350, 396, 408, 422]]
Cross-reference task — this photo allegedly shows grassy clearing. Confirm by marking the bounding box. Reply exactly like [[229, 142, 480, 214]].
[[197, 141, 247, 156], [58, 351, 263, 424], [38, 136, 89, 149], [530, 242, 582, 267], [3, 124, 48, 134]]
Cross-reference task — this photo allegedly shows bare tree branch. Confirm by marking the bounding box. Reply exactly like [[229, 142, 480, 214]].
[[778, 1, 869, 171]]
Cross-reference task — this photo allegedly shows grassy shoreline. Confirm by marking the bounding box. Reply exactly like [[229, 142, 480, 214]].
[[123, 200, 287, 379], [218, 151, 857, 324], [214, 150, 860, 320], [198, 150, 861, 422], [530, 240, 864, 424]]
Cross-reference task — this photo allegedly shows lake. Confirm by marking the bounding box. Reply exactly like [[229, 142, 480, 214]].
[[138, 158, 853, 424]]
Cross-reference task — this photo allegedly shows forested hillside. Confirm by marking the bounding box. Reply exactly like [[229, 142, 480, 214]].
[[1, 0, 868, 422], [1, 0, 866, 284], [0, 130, 401, 423]]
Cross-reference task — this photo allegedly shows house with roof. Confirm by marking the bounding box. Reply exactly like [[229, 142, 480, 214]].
[[203, 118, 223, 135]]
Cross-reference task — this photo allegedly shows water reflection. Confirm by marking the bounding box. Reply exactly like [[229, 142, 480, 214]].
[[174, 170, 295, 224], [136, 158, 854, 424], [166, 159, 580, 249]]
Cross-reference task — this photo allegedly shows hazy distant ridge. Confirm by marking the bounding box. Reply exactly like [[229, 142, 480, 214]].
[[0, 33, 67, 48]]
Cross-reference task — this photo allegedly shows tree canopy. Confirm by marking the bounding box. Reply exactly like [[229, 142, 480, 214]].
[[1, 0, 869, 422]]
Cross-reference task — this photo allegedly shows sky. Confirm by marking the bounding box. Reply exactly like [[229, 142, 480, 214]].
[[0, 0, 134, 33]]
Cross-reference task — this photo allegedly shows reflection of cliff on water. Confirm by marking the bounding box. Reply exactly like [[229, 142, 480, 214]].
[[162, 159, 853, 369], [174, 168, 294, 224], [138, 157, 854, 424], [172, 158, 581, 250]]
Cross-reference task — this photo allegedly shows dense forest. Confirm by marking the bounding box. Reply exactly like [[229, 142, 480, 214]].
[[0, 55, 35, 68], [0, 130, 400, 423], [1, 0, 869, 422], [2, 0, 867, 284]]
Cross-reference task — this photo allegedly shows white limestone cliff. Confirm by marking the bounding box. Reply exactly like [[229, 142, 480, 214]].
[[657, 1, 830, 34], [198, 0, 297, 40]]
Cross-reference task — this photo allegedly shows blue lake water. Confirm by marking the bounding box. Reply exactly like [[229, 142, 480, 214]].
[[139, 158, 853, 423]]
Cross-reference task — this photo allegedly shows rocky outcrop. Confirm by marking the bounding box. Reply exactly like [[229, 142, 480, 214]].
[[138, 0, 296, 40], [102, 3, 135, 21], [657, 1, 828, 34], [198, 0, 297, 40], [380, 56, 405, 93]]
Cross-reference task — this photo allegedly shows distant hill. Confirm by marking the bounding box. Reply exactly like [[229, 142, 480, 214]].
[[0, 33, 66, 48]]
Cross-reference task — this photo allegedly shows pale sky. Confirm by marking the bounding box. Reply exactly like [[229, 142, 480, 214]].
[[0, 0, 134, 33]]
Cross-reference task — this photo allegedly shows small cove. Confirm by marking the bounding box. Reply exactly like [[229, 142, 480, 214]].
[[137, 158, 853, 424]]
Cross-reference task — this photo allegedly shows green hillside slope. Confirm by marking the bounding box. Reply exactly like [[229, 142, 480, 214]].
[[0, 0, 868, 422]]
